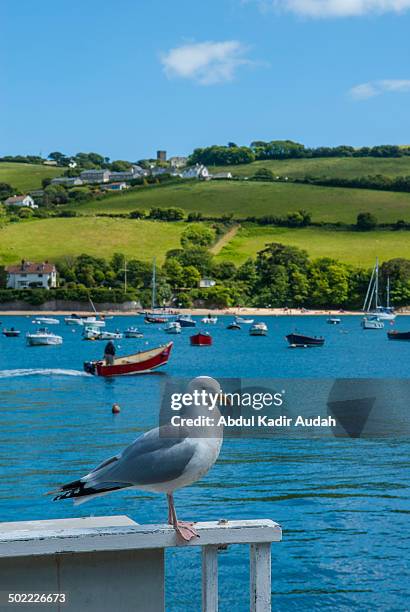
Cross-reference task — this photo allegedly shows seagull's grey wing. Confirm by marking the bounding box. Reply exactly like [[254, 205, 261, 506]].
[[84, 424, 195, 487]]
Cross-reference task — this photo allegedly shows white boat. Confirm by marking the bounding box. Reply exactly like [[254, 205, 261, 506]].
[[250, 322, 268, 336], [124, 327, 143, 338], [201, 316, 218, 324], [33, 317, 59, 325], [363, 259, 396, 322], [235, 317, 254, 324], [26, 328, 63, 346], [361, 316, 384, 330], [164, 321, 181, 334], [65, 315, 105, 327], [83, 328, 122, 340], [327, 317, 341, 325]]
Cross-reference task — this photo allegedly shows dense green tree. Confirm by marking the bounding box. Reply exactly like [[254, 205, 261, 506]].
[[357, 212, 378, 231], [180, 225, 215, 248]]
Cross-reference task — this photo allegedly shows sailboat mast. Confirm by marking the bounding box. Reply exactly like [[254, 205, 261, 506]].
[[363, 262, 376, 312], [151, 258, 156, 311], [387, 276, 390, 309], [375, 257, 379, 309]]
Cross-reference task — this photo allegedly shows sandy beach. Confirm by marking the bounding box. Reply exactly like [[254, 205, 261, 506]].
[[0, 307, 394, 317]]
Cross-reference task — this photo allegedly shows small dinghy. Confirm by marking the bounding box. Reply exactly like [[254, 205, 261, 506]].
[[387, 330, 410, 341], [190, 332, 212, 346], [124, 327, 143, 338], [26, 327, 63, 346], [286, 333, 324, 347], [83, 342, 173, 377], [235, 317, 254, 325], [2, 328, 21, 337], [227, 322, 241, 330], [250, 322, 268, 336], [327, 317, 341, 325]]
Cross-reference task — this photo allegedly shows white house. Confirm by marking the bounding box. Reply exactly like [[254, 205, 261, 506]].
[[199, 278, 216, 288], [80, 169, 110, 184], [4, 195, 38, 209], [5, 261, 57, 290], [131, 165, 149, 177], [181, 164, 209, 180], [169, 156, 187, 169], [108, 170, 135, 182]]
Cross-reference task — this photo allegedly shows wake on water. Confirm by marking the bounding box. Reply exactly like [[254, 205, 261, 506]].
[[0, 368, 91, 379]]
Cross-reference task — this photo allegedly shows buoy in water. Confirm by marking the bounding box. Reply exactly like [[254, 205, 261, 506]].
[[112, 403, 121, 414]]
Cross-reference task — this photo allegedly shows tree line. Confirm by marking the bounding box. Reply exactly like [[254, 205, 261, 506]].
[[188, 141, 410, 166], [3, 224, 410, 308]]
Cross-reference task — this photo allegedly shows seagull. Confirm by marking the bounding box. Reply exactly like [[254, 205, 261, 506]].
[[51, 377, 224, 541]]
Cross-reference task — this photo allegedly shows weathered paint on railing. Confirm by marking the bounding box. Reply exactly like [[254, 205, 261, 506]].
[[0, 516, 282, 611]]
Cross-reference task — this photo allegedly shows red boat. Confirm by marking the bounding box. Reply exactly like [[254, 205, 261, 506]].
[[190, 332, 212, 346], [83, 342, 173, 377]]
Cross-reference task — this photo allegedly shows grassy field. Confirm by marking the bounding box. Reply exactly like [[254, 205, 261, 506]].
[[211, 156, 410, 179], [0, 163, 64, 191], [0, 218, 187, 265], [216, 225, 410, 267], [76, 180, 410, 224]]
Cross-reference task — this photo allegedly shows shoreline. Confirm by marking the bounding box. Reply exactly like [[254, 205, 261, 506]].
[[0, 307, 408, 317]]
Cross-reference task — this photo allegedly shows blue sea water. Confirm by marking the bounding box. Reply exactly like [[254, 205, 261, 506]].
[[0, 314, 409, 611]]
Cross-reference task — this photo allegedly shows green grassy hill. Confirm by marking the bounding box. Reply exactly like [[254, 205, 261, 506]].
[[215, 225, 410, 266], [77, 180, 410, 224], [0, 163, 64, 191], [211, 156, 410, 179], [0, 218, 186, 265]]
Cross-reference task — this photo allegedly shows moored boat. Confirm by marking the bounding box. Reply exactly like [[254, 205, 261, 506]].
[[165, 321, 181, 334], [227, 322, 241, 330], [250, 322, 268, 336], [176, 315, 196, 327], [2, 328, 21, 337], [83, 328, 123, 340], [83, 342, 173, 377], [201, 315, 218, 324], [387, 330, 410, 341], [33, 317, 59, 325], [190, 332, 212, 346], [65, 315, 105, 327], [361, 316, 384, 330], [235, 317, 254, 325], [286, 333, 324, 347], [124, 327, 143, 338], [327, 317, 341, 325], [145, 314, 168, 324], [26, 328, 63, 346]]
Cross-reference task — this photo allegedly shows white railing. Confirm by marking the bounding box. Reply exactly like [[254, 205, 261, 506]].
[[0, 516, 282, 612]]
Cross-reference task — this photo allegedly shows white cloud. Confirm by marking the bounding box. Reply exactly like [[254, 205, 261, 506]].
[[161, 41, 251, 85], [350, 79, 410, 99], [251, 0, 410, 17]]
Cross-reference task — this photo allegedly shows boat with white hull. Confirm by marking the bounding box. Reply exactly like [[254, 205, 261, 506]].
[[26, 328, 63, 346]]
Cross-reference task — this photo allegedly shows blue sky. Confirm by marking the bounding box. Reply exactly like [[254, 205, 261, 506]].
[[2, 0, 410, 160]]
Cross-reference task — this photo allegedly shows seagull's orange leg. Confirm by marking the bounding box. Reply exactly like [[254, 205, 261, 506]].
[[166, 493, 198, 542]]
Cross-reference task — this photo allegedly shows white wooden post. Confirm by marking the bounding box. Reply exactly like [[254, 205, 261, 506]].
[[202, 545, 219, 612], [250, 542, 271, 612]]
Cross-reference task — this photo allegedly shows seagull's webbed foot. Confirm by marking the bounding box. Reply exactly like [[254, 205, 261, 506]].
[[174, 521, 198, 542], [167, 493, 199, 542]]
